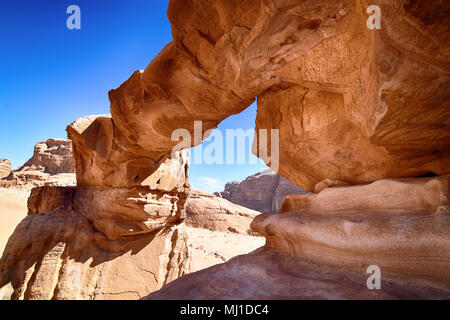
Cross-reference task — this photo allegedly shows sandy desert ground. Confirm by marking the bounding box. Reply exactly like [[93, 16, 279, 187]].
[[0, 188, 29, 255]]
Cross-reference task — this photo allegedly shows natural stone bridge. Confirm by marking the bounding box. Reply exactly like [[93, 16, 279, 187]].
[[1, 0, 449, 299]]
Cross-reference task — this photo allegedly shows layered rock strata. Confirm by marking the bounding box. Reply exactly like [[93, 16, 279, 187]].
[[148, 175, 450, 298], [214, 169, 308, 212], [2, 0, 450, 300], [0, 159, 12, 179], [147, 248, 450, 300], [0, 139, 75, 189], [0, 115, 192, 300], [186, 188, 260, 235], [0, 186, 190, 300]]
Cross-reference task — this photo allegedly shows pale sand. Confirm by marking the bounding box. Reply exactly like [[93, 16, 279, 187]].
[[0, 188, 29, 256], [186, 226, 265, 272]]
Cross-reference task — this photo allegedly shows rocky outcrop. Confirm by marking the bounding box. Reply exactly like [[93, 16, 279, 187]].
[[106, 0, 449, 192], [2, 0, 450, 300], [214, 170, 308, 213], [186, 188, 260, 235], [280, 175, 450, 215], [147, 248, 450, 300], [148, 175, 450, 298], [0, 159, 12, 179], [0, 150, 191, 299], [0, 139, 75, 189], [0, 114, 192, 300]]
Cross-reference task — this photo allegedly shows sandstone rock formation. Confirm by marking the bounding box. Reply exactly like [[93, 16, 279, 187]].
[[0, 139, 75, 189], [109, 0, 448, 192], [147, 248, 450, 300], [148, 175, 450, 299], [0, 159, 12, 179], [0, 148, 192, 299], [0, 186, 190, 300], [253, 177, 450, 292], [186, 188, 260, 235], [215, 170, 308, 213], [2, 0, 449, 300]]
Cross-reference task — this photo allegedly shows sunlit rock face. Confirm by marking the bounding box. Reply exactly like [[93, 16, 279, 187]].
[[110, 0, 449, 192], [0, 159, 12, 179], [1, 0, 450, 300], [214, 170, 308, 213], [147, 248, 450, 300], [0, 186, 190, 300], [252, 175, 450, 292], [186, 188, 260, 235], [148, 175, 450, 299]]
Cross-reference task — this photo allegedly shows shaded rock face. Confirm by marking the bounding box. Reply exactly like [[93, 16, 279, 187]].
[[214, 170, 308, 213], [148, 176, 450, 299], [0, 139, 75, 189], [186, 188, 260, 235], [109, 0, 449, 192], [0, 161, 191, 300], [0, 159, 12, 179], [0, 114, 193, 299], [0, 186, 190, 300], [147, 249, 450, 300]]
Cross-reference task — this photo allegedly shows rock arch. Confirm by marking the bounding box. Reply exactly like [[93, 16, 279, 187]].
[[1, 0, 449, 299]]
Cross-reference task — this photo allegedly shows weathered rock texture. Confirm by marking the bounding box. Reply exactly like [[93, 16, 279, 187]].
[[0, 139, 75, 189], [148, 175, 450, 299], [107, 0, 449, 192], [252, 175, 450, 292], [147, 248, 450, 300], [2, 0, 450, 300], [0, 159, 12, 179], [215, 170, 308, 213], [186, 188, 260, 235], [0, 187, 190, 300], [0, 114, 193, 299], [0, 167, 191, 299]]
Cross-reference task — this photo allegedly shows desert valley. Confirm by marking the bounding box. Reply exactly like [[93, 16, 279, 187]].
[[0, 0, 449, 302]]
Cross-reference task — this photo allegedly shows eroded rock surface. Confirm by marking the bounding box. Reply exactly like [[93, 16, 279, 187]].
[[2, 0, 449, 300], [0, 185, 191, 300], [249, 176, 450, 292], [148, 176, 450, 299], [106, 0, 449, 192], [214, 170, 308, 213], [186, 188, 260, 234], [0, 139, 75, 189], [0, 159, 12, 179], [0, 114, 192, 300]]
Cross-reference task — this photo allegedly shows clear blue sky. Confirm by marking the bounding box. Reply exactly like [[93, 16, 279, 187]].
[[0, 0, 267, 193]]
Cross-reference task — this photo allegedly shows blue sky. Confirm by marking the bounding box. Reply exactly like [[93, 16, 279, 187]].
[[0, 0, 267, 193]]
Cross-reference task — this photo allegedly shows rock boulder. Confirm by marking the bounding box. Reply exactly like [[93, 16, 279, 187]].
[[0, 139, 75, 189], [186, 188, 260, 235], [214, 170, 308, 213]]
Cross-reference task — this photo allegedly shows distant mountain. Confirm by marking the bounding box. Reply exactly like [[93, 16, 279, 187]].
[[214, 169, 309, 213]]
